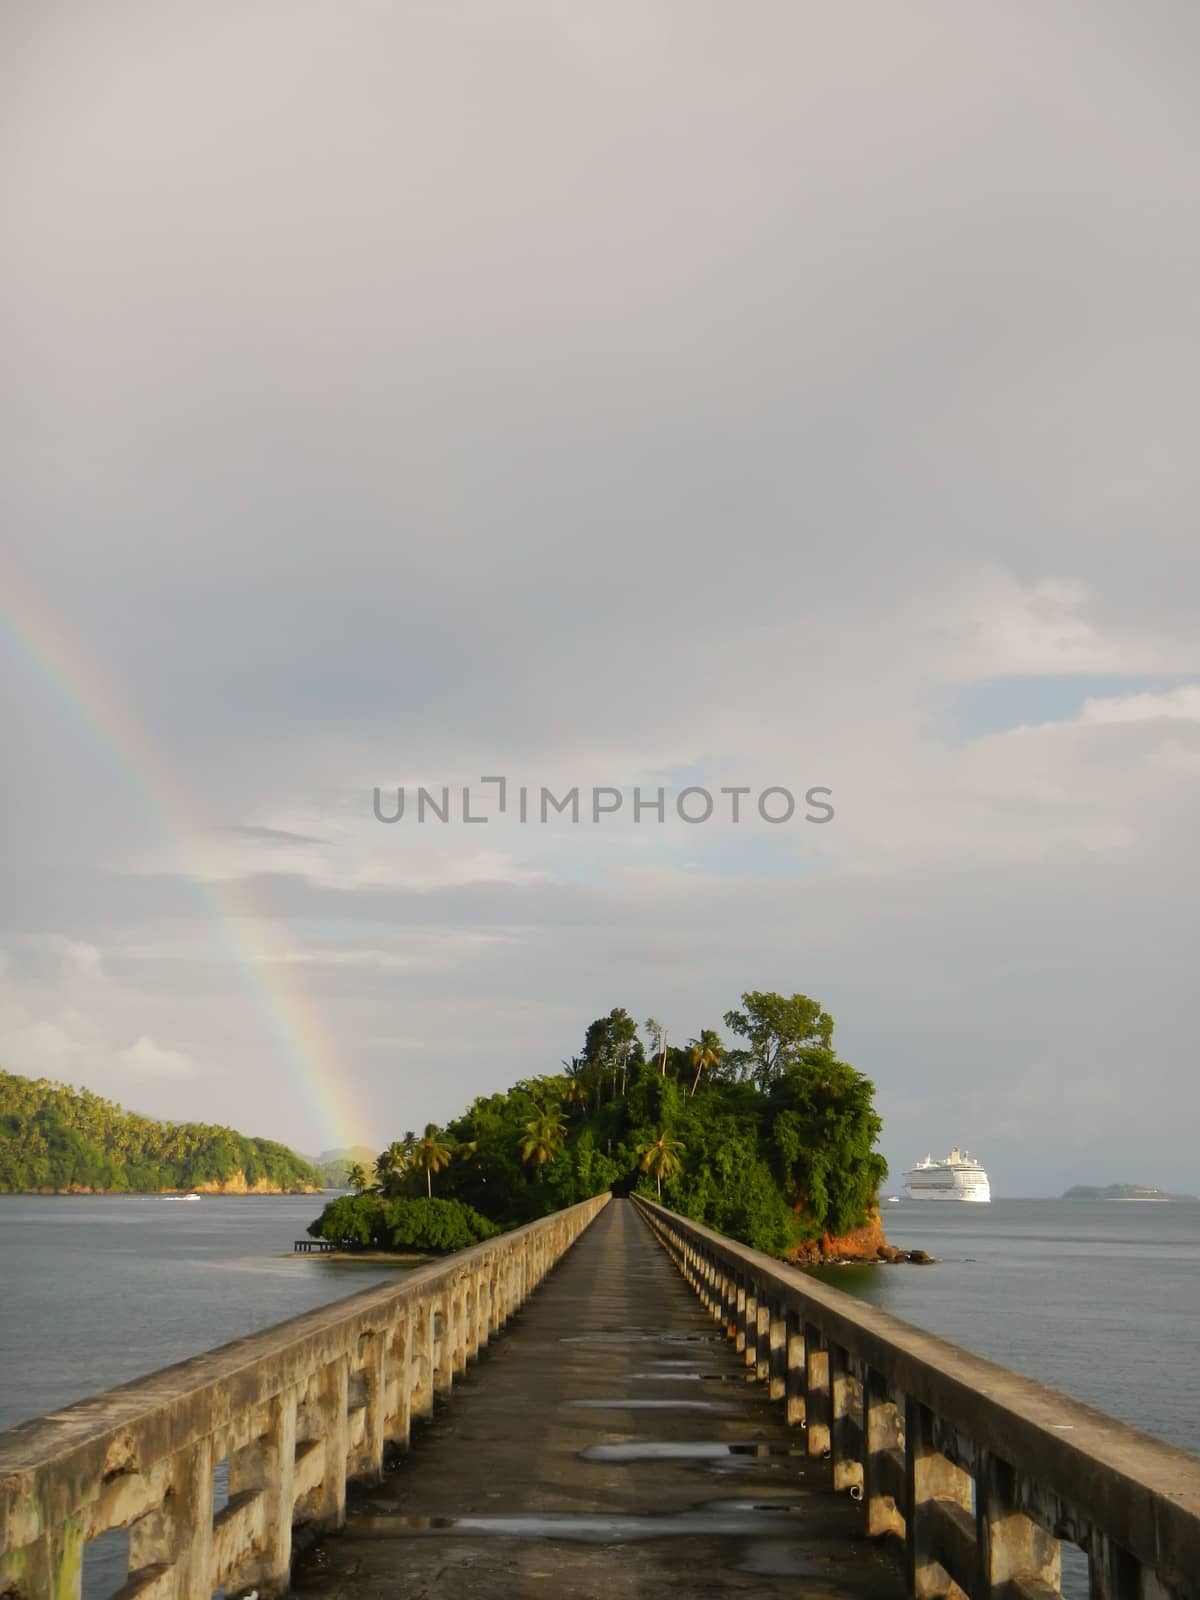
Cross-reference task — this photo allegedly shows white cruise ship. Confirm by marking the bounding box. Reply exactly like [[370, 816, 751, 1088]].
[[903, 1148, 991, 1202]]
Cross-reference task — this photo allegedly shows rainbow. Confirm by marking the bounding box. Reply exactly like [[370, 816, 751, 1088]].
[[0, 573, 369, 1153]]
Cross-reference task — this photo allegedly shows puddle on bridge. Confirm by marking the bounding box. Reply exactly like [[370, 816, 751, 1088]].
[[343, 1498, 815, 1544], [580, 1440, 809, 1463], [560, 1330, 722, 1346], [563, 1396, 736, 1412], [638, 1353, 721, 1367], [630, 1370, 756, 1383]]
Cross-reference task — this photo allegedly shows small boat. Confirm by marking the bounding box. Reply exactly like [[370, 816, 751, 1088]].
[[884, 1195, 900, 1204]]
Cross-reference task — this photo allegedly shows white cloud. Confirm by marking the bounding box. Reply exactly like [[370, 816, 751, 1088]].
[[117, 1035, 196, 1080], [0, 937, 209, 1103], [1079, 684, 1200, 726]]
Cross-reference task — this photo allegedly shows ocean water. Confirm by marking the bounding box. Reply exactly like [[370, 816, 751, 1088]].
[[812, 1197, 1200, 1599], [813, 1197, 1200, 1454], [1, 1194, 1197, 1597], [0, 1193, 407, 1599], [0, 1194, 405, 1431]]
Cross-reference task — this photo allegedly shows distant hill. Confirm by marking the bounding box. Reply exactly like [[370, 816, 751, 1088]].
[[0, 1070, 322, 1194], [306, 1145, 378, 1189], [1063, 1183, 1199, 1202]]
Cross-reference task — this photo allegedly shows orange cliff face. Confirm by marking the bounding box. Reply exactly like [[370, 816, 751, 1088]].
[[28, 1173, 320, 1195], [190, 1172, 321, 1194], [784, 1209, 889, 1265]]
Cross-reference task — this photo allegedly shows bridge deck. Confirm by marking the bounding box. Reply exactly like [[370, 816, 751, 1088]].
[[291, 1198, 903, 1599]]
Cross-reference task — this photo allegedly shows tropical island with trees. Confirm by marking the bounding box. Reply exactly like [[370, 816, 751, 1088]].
[[307, 991, 892, 1262], [0, 1070, 322, 1193]]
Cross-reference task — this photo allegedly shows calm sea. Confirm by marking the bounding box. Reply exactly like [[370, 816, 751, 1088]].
[[1, 1194, 1197, 1597], [815, 1197, 1200, 1455], [0, 1194, 405, 1431]]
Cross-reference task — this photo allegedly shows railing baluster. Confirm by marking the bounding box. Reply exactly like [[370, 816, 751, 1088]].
[[804, 1323, 831, 1456], [975, 1450, 1061, 1599], [127, 1436, 214, 1600], [742, 1281, 759, 1368], [830, 1343, 863, 1496], [768, 1303, 787, 1401], [261, 1386, 299, 1592], [905, 1399, 973, 1599], [785, 1308, 806, 1426], [864, 1367, 905, 1538]]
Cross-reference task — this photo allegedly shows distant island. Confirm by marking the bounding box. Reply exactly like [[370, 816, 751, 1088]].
[[1063, 1183, 1199, 1202], [0, 1069, 321, 1193], [305, 1145, 378, 1190]]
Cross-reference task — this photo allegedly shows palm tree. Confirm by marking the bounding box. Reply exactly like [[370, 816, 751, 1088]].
[[637, 1132, 685, 1199], [687, 1031, 722, 1096], [375, 1139, 409, 1195], [411, 1124, 453, 1197], [562, 1077, 590, 1118], [520, 1111, 567, 1171], [346, 1162, 369, 1193]]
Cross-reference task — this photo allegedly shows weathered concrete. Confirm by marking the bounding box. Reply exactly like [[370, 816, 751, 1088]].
[[0, 1195, 607, 1600], [5, 1192, 1199, 1600], [639, 1196, 1200, 1600], [290, 1197, 903, 1599]]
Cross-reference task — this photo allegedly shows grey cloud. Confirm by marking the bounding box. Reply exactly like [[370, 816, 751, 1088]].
[[1, 2, 1198, 1186]]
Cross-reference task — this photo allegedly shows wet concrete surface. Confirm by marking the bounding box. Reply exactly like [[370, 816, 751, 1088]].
[[289, 1199, 904, 1599]]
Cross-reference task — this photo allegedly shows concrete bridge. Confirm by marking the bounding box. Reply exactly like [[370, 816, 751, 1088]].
[[1, 1196, 1198, 1600]]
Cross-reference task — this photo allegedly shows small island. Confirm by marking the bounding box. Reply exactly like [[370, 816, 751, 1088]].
[[1062, 1183, 1199, 1202], [306, 991, 904, 1265]]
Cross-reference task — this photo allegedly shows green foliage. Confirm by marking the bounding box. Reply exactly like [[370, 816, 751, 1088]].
[[521, 1110, 567, 1169], [329, 991, 887, 1258], [307, 1194, 499, 1252], [722, 991, 835, 1087], [411, 1125, 453, 1196], [636, 1131, 684, 1197], [0, 1071, 322, 1193], [767, 1055, 888, 1237]]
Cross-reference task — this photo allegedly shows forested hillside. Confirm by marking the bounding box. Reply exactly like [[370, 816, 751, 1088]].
[[0, 1071, 322, 1193], [309, 993, 888, 1256], [308, 1146, 378, 1189]]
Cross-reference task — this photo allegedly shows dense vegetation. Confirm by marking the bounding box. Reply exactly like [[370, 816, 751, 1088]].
[[307, 1194, 498, 1251], [308, 993, 887, 1256], [0, 1071, 322, 1193]]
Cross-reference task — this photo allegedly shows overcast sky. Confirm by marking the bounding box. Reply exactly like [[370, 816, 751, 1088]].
[[3, 2, 1198, 1195]]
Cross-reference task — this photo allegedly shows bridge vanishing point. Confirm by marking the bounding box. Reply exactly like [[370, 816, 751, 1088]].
[[2, 1195, 1198, 1600]]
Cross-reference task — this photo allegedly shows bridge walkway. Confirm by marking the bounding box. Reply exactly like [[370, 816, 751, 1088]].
[[291, 1198, 903, 1599]]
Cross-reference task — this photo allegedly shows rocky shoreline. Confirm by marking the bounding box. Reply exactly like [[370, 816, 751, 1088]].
[[785, 1210, 935, 1266]]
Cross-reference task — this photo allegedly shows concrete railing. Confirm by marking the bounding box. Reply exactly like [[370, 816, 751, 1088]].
[[0, 1193, 609, 1600], [634, 1196, 1200, 1600]]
